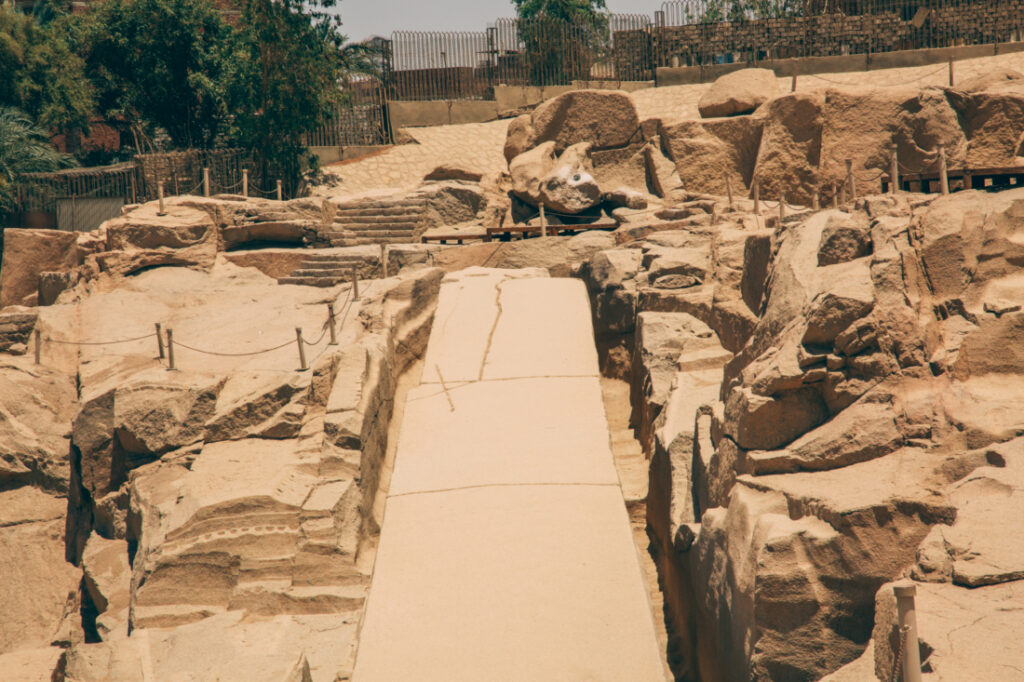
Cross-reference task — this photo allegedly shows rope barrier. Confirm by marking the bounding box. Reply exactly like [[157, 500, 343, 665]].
[[43, 332, 156, 346], [172, 337, 296, 357]]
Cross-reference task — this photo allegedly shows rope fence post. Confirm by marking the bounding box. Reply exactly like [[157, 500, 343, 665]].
[[778, 199, 785, 223], [791, 68, 798, 92], [963, 167, 972, 192], [166, 328, 175, 371], [327, 304, 338, 346], [155, 323, 165, 359], [380, 243, 388, 279], [752, 177, 760, 215], [938, 144, 949, 195], [948, 59, 954, 87], [894, 583, 923, 682], [276, 179, 283, 202], [724, 173, 734, 209], [890, 144, 899, 195], [157, 181, 166, 216], [812, 189, 820, 210], [711, 203, 718, 225], [351, 267, 360, 300], [34, 329, 41, 365], [295, 328, 308, 371], [832, 184, 839, 209], [539, 202, 547, 238], [846, 159, 857, 201], [203, 168, 210, 197], [242, 169, 249, 198]]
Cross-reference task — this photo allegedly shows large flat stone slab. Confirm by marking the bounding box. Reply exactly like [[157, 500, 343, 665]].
[[389, 376, 618, 495], [420, 268, 597, 384], [352, 485, 666, 682]]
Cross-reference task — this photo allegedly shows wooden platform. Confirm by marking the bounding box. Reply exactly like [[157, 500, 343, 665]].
[[883, 165, 1024, 193], [420, 230, 490, 245], [485, 219, 618, 241]]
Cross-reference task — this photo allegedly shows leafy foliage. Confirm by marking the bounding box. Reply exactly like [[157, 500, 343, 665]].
[[0, 107, 75, 214], [512, 0, 610, 86], [86, 0, 234, 149], [0, 6, 95, 134]]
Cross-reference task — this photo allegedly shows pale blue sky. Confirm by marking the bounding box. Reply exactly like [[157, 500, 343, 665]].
[[334, 0, 663, 42]]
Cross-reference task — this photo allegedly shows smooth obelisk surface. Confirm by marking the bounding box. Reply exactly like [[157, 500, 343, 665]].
[[352, 267, 667, 682]]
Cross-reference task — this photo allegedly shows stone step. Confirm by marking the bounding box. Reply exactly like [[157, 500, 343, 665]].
[[335, 199, 425, 211], [335, 206, 425, 218], [277, 276, 346, 287], [332, 221, 420, 231], [330, 237, 413, 247], [290, 267, 375, 278]]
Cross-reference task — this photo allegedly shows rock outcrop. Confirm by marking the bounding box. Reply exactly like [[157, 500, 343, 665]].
[[698, 68, 780, 118]]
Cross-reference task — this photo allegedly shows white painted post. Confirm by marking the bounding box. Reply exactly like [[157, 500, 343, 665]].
[[203, 167, 210, 197], [276, 179, 283, 202], [812, 189, 820, 210], [157, 181, 166, 215], [894, 584, 923, 682], [242, 169, 249, 198]]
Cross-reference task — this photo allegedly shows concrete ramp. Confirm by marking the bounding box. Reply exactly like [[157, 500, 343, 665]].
[[352, 268, 667, 682]]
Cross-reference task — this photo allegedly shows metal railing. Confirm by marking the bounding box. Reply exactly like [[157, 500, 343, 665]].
[[379, 1, 1024, 102]]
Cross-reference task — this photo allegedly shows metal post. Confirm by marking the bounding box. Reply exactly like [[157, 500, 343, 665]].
[[34, 329, 41, 365], [725, 173, 734, 209], [242, 169, 249, 198], [890, 145, 899, 195], [539, 203, 547, 238], [166, 328, 175, 371], [155, 323, 165, 359], [846, 159, 856, 201], [203, 167, 210, 197], [327, 303, 338, 346], [157, 181, 166, 216], [295, 327, 307, 371], [938, 145, 949, 195], [276, 179, 283, 202], [894, 584, 923, 682], [752, 177, 760, 215], [380, 243, 388, 278], [351, 267, 359, 300]]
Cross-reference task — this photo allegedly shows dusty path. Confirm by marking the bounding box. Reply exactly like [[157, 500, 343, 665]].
[[351, 267, 667, 681]]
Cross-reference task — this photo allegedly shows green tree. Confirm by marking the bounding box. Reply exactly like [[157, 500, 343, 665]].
[[511, 0, 609, 85], [86, 0, 233, 149], [511, 0, 607, 21], [0, 7, 96, 136], [226, 0, 346, 184], [0, 107, 75, 216]]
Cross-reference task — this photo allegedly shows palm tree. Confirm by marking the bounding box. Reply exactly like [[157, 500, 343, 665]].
[[0, 106, 75, 216]]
